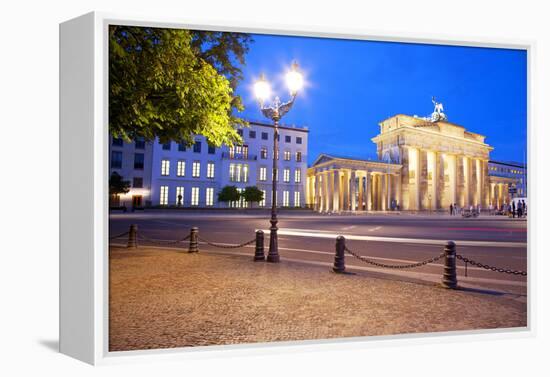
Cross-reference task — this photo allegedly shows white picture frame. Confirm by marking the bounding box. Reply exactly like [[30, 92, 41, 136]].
[[59, 11, 534, 365]]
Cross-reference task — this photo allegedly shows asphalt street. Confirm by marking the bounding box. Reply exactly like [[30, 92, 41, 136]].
[[109, 209, 528, 296]]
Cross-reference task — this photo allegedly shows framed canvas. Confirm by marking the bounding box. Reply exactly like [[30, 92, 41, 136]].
[[60, 11, 533, 365]]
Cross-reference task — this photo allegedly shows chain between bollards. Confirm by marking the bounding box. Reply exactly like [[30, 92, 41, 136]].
[[127, 224, 138, 248], [333, 236, 346, 273], [254, 230, 265, 261], [441, 241, 458, 289], [188, 227, 199, 253]]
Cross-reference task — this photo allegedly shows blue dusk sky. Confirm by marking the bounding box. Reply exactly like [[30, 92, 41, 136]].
[[234, 34, 527, 166]]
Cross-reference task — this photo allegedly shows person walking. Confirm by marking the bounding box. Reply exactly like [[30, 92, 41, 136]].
[[512, 201, 516, 218], [517, 200, 523, 218], [522, 199, 527, 217], [449, 203, 453, 216]]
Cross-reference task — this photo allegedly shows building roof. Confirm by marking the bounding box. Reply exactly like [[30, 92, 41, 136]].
[[245, 120, 309, 133], [489, 160, 526, 169], [310, 153, 400, 168]]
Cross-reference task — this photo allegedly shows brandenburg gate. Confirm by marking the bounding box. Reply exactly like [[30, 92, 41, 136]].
[[306, 102, 511, 212]]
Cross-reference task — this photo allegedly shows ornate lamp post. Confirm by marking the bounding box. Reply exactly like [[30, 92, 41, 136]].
[[254, 62, 304, 263]]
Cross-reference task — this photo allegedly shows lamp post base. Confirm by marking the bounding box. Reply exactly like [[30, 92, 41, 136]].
[[266, 219, 280, 263]]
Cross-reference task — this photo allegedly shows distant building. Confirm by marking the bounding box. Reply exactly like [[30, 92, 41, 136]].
[[109, 121, 308, 209], [307, 110, 525, 212], [488, 160, 527, 198]]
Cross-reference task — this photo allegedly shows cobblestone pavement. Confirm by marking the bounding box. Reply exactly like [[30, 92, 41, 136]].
[[109, 247, 527, 352]]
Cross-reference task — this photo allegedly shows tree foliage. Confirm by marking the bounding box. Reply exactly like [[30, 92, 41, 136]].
[[109, 26, 252, 147], [242, 186, 264, 204], [217, 185, 241, 203], [109, 172, 130, 196]]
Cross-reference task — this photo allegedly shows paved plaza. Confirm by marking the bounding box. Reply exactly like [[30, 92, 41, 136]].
[[110, 210, 527, 295], [109, 246, 527, 351]]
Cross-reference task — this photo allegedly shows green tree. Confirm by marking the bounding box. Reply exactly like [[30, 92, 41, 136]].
[[217, 185, 241, 206], [242, 186, 264, 207], [109, 26, 252, 146], [109, 172, 130, 206]]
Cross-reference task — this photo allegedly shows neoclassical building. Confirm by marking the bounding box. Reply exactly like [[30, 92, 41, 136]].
[[307, 110, 515, 212]]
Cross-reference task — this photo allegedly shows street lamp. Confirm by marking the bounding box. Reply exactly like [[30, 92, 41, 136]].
[[254, 62, 304, 263]]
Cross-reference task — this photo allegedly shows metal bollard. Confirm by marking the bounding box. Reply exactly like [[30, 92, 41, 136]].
[[333, 236, 346, 273], [254, 230, 265, 261], [127, 224, 138, 248], [188, 227, 199, 253], [441, 240, 458, 289]]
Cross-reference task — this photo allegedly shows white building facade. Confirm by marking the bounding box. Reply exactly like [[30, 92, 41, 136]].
[[109, 121, 308, 209], [488, 160, 527, 198]]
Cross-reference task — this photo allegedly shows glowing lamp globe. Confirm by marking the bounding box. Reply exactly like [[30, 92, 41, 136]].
[[254, 75, 271, 101], [285, 62, 303, 95]]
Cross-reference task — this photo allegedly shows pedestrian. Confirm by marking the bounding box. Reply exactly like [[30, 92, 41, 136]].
[[449, 203, 453, 216], [518, 200, 523, 218], [512, 201, 516, 218], [522, 200, 527, 217], [453, 203, 457, 215]]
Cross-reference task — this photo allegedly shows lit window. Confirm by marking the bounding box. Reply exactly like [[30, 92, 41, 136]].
[[259, 190, 266, 207], [176, 187, 184, 205], [294, 191, 301, 207], [191, 187, 199, 206], [294, 169, 301, 183], [192, 161, 200, 178], [260, 147, 268, 159], [259, 167, 267, 181], [160, 186, 169, 205], [283, 191, 289, 207], [229, 163, 241, 182], [207, 162, 215, 178], [273, 149, 279, 160], [243, 164, 249, 183], [161, 160, 170, 176], [177, 161, 185, 177], [283, 168, 290, 183], [296, 151, 302, 162], [284, 150, 291, 161], [206, 188, 214, 206]]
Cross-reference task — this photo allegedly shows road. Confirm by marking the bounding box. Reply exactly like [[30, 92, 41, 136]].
[[109, 210, 528, 296]]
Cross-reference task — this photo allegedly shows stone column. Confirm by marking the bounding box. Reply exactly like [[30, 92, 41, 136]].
[[357, 172, 364, 210], [427, 151, 438, 210], [396, 173, 402, 210], [322, 171, 329, 212], [327, 170, 334, 212], [350, 170, 357, 211], [409, 147, 421, 210], [448, 154, 457, 207], [380, 173, 386, 211], [341, 170, 348, 211], [387, 174, 393, 210], [475, 159, 482, 207], [314, 174, 320, 211], [366, 171, 372, 211], [333, 170, 340, 212], [463, 156, 470, 207]]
